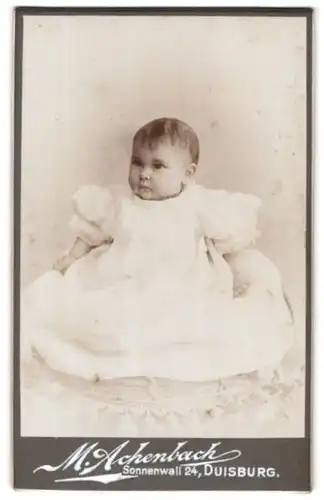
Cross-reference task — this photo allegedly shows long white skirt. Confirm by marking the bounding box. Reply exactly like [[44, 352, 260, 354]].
[[21, 248, 294, 382]]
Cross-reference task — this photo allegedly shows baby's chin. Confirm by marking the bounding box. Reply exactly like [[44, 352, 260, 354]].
[[131, 184, 183, 201]]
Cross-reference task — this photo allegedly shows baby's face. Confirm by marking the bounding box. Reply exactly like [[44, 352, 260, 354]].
[[129, 141, 195, 201]]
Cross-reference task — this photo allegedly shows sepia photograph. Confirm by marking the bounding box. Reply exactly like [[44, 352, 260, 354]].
[[18, 11, 308, 440]]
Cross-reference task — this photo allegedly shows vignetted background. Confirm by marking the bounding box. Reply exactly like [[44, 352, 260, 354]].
[[20, 15, 307, 436]]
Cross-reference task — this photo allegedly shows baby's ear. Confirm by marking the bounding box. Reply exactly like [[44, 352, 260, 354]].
[[185, 163, 197, 181]]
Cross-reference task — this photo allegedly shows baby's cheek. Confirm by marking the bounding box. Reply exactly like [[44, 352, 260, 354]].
[[171, 172, 185, 190], [129, 170, 138, 186], [156, 179, 174, 195], [129, 168, 136, 179]]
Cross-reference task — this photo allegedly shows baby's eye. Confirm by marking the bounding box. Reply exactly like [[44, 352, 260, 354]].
[[153, 162, 166, 170], [132, 159, 143, 167]]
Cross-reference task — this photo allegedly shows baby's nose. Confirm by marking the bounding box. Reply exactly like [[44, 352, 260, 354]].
[[140, 166, 152, 180]]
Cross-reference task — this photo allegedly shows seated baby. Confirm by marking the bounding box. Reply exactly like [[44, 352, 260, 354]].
[[21, 117, 294, 383]]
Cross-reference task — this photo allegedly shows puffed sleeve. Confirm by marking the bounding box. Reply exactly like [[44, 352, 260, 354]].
[[68, 184, 117, 246], [195, 185, 261, 254]]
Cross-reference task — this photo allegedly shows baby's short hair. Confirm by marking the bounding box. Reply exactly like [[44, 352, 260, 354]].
[[133, 117, 200, 164]]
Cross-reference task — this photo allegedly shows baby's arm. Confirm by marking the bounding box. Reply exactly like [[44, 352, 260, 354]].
[[53, 184, 116, 274], [204, 237, 234, 295], [53, 237, 92, 274]]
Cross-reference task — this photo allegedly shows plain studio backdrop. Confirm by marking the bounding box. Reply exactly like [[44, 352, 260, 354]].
[[20, 14, 307, 362]]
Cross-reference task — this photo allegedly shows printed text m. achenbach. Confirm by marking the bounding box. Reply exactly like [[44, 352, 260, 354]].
[[33, 440, 242, 477]]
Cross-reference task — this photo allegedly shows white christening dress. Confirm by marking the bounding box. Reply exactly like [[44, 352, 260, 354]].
[[21, 183, 294, 384]]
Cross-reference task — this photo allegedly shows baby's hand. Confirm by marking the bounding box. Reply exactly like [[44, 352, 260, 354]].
[[53, 251, 76, 274]]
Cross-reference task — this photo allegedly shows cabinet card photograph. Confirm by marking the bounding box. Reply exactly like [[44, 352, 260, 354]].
[[14, 7, 312, 492]]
